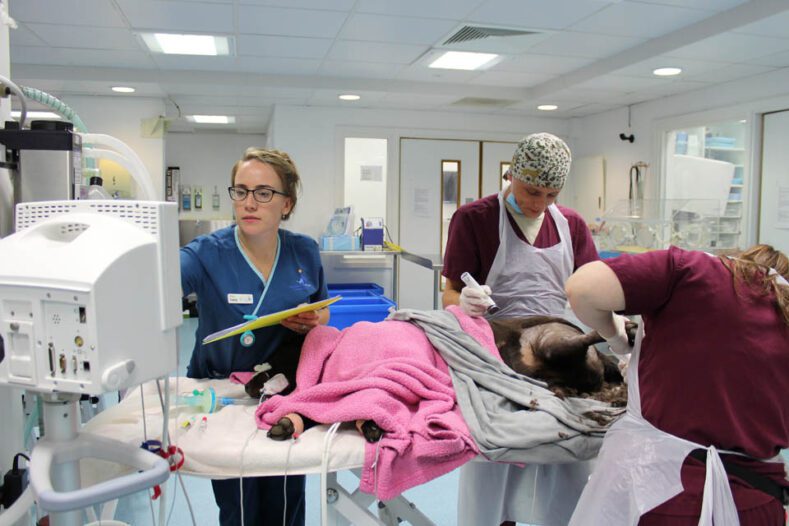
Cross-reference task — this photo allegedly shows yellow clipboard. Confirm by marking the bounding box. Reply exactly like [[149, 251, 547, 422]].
[[202, 295, 342, 345]]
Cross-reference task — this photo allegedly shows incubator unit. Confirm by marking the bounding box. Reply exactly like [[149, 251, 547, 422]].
[[595, 198, 724, 254]]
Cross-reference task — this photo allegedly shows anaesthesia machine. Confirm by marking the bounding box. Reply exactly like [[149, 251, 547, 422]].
[[0, 199, 181, 526]]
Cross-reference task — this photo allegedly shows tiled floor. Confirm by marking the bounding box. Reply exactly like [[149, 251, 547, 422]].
[[111, 319, 464, 525]]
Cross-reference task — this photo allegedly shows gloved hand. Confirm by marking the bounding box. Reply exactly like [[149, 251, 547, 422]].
[[459, 285, 493, 317], [604, 314, 634, 355]]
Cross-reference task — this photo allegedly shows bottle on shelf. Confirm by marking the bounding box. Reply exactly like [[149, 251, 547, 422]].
[[87, 175, 112, 200], [212, 186, 220, 210]]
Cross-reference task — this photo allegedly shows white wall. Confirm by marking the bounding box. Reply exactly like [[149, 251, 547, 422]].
[[570, 67, 789, 245], [59, 95, 167, 199], [165, 132, 266, 220], [268, 104, 568, 241]]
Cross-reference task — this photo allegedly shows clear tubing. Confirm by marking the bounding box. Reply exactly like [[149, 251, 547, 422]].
[[80, 134, 157, 200], [0, 74, 27, 126]]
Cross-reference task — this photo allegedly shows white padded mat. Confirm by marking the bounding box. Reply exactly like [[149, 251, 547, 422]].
[[81, 378, 366, 484]]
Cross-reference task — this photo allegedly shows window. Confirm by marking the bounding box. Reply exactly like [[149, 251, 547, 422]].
[[344, 138, 388, 230]]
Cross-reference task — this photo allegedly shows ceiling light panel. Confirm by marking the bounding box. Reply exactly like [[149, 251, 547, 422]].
[[141, 33, 232, 56], [429, 51, 499, 70]]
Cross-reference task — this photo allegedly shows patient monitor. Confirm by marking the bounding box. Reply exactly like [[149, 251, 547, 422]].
[[0, 200, 180, 525], [0, 200, 181, 394]]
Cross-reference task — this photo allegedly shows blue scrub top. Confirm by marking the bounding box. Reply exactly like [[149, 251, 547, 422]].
[[180, 225, 328, 379]]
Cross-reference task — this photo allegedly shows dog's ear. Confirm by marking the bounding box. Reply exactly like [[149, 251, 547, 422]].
[[601, 353, 624, 384]]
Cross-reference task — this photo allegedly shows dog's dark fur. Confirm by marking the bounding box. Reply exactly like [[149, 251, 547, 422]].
[[489, 315, 629, 397], [255, 315, 635, 441]]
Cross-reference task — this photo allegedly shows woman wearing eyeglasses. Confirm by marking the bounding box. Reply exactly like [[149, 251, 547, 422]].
[[180, 147, 329, 526]]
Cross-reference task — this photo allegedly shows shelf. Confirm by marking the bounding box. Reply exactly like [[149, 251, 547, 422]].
[[705, 146, 745, 152], [730, 184, 743, 188], [720, 216, 741, 220], [727, 199, 742, 203]]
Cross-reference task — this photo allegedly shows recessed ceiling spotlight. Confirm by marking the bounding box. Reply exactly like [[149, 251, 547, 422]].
[[111, 86, 135, 93], [339, 94, 360, 101], [429, 51, 498, 71], [140, 33, 232, 56], [187, 115, 235, 124], [653, 67, 682, 77], [739, 119, 747, 124], [537, 104, 558, 111]]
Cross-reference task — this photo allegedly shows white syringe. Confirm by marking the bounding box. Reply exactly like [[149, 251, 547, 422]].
[[460, 272, 500, 314]]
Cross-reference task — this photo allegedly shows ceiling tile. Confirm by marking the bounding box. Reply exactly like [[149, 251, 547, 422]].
[[338, 13, 458, 45], [493, 53, 594, 74], [10, 24, 48, 47], [624, 0, 745, 11], [380, 92, 458, 105], [327, 41, 428, 65], [570, 2, 712, 38], [732, 10, 789, 38], [681, 62, 776, 83], [238, 6, 349, 38], [239, 0, 356, 10], [355, 0, 483, 20], [236, 35, 333, 59], [25, 23, 140, 50], [234, 56, 323, 75], [395, 64, 482, 82], [667, 32, 789, 63], [468, 70, 553, 87], [751, 49, 789, 68], [9, 0, 126, 27], [318, 60, 406, 80], [528, 31, 647, 59], [576, 75, 671, 91], [151, 55, 242, 72], [467, 0, 612, 30], [116, 0, 234, 33], [13, 46, 156, 69]]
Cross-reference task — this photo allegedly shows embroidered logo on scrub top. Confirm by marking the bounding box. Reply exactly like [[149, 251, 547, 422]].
[[290, 268, 314, 292]]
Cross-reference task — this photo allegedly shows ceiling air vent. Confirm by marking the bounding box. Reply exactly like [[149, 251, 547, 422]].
[[444, 26, 538, 45], [451, 97, 517, 108], [437, 24, 552, 54]]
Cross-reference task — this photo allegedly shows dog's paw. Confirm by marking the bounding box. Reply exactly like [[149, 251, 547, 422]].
[[267, 417, 295, 441], [357, 419, 383, 443]]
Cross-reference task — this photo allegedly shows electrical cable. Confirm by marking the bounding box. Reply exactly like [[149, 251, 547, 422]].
[[238, 428, 259, 526], [319, 423, 341, 526]]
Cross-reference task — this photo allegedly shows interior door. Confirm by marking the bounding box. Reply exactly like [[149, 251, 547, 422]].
[[399, 138, 479, 310], [563, 155, 606, 224], [481, 141, 517, 198], [760, 110, 789, 254]]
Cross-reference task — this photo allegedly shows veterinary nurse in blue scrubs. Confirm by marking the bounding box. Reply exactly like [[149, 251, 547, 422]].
[[180, 147, 329, 526]]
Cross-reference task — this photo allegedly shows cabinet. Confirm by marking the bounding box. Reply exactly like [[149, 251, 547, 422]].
[[665, 120, 748, 251]]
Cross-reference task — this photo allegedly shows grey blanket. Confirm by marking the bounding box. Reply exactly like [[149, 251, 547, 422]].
[[389, 308, 624, 464]]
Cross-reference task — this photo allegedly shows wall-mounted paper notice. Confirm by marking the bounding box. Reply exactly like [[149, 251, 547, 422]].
[[360, 165, 383, 182], [778, 186, 789, 229]]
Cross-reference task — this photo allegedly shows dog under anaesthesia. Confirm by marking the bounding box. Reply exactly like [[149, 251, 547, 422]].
[[245, 310, 635, 442]]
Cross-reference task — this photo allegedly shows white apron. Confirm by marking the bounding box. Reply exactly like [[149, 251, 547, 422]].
[[486, 196, 574, 319], [569, 322, 786, 526], [458, 193, 592, 526]]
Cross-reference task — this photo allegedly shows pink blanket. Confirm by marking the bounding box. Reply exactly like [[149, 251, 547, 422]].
[[256, 306, 495, 499]]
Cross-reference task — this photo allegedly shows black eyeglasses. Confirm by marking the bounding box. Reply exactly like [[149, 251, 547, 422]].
[[228, 186, 288, 204]]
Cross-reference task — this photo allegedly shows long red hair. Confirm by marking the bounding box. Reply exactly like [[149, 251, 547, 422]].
[[720, 244, 789, 326]]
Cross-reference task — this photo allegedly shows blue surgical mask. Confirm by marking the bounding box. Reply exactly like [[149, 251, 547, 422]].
[[506, 192, 524, 215]]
